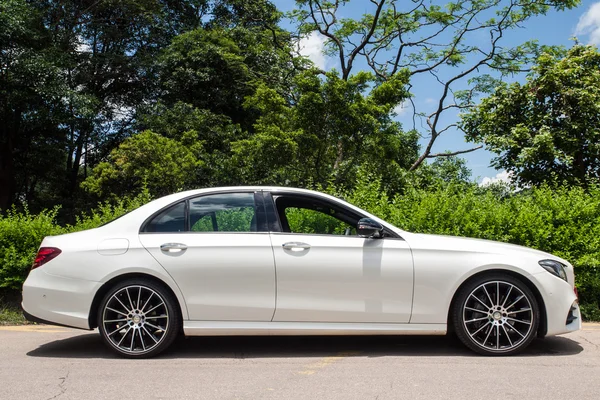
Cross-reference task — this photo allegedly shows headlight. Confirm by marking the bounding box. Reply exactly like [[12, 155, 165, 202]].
[[539, 260, 568, 281]]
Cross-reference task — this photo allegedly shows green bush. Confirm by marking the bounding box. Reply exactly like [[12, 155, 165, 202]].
[[0, 190, 151, 291], [0, 207, 66, 290]]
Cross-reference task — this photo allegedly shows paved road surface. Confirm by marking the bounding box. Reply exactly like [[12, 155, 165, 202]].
[[1, 324, 599, 400]]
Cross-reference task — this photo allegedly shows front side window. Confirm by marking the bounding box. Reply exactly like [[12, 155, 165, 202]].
[[285, 207, 356, 235], [189, 193, 257, 232], [275, 196, 358, 236]]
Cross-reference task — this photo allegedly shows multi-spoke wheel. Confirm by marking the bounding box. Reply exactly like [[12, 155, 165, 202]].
[[98, 279, 180, 358], [453, 273, 540, 356]]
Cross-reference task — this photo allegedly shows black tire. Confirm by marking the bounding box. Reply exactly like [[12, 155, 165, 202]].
[[97, 278, 181, 358], [452, 273, 540, 356]]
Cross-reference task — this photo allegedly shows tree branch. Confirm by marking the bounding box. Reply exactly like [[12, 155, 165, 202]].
[[426, 145, 483, 158]]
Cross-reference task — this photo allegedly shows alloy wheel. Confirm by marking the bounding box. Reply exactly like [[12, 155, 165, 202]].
[[462, 280, 534, 353], [101, 285, 169, 355]]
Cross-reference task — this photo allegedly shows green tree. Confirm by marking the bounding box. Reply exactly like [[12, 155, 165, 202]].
[[82, 131, 201, 199], [290, 0, 579, 170], [232, 69, 419, 192], [137, 103, 242, 187], [1, 0, 211, 213], [461, 45, 600, 187], [0, 0, 65, 211], [133, 7, 305, 188]]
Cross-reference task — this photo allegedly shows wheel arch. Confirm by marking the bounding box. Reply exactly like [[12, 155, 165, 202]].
[[89, 273, 185, 330], [446, 269, 547, 338]]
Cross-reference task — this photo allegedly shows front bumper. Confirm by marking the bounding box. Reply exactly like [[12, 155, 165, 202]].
[[22, 268, 100, 330], [532, 271, 581, 337]]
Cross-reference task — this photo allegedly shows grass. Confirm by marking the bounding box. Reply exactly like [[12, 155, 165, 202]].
[[0, 293, 29, 326]]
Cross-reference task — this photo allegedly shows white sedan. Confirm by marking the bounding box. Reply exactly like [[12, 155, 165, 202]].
[[22, 187, 580, 357]]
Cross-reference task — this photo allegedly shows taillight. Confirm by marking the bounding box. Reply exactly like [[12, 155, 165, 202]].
[[32, 247, 62, 270]]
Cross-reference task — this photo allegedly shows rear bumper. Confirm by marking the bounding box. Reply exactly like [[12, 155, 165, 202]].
[[22, 309, 90, 330], [22, 268, 100, 330]]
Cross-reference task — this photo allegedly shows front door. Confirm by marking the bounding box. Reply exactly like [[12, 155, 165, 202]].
[[268, 193, 414, 323]]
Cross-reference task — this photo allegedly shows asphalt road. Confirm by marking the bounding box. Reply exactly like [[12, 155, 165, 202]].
[[1, 324, 599, 400]]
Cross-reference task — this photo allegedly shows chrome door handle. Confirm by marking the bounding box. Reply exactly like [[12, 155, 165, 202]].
[[282, 242, 311, 251], [160, 243, 188, 253]]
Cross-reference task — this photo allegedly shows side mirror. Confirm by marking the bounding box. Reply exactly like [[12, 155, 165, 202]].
[[357, 218, 384, 238]]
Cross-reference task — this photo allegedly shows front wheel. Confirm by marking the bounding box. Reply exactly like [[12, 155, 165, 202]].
[[452, 273, 540, 356], [98, 278, 181, 358]]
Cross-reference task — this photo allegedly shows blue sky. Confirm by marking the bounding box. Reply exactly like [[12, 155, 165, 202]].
[[273, 0, 600, 184]]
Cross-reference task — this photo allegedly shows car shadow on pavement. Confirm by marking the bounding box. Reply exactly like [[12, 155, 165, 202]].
[[26, 333, 583, 359]]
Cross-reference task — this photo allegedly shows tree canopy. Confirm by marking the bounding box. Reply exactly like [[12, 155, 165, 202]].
[[290, 0, 580, 169], [461, 45, 600, 187], [0, 0, 589, 218]]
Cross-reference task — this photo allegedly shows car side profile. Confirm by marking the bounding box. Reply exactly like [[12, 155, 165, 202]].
[[22, 187, 581, 357]]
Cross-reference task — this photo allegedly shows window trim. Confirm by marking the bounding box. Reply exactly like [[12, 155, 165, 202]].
[[139, 190, 266, 234]]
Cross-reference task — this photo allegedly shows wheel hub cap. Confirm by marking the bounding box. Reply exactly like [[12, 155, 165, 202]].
[[132, 315, 141, 324], [492, 311, 502, 320]]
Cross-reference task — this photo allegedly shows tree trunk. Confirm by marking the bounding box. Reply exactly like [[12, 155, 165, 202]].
[[0, 109, 18, 211]]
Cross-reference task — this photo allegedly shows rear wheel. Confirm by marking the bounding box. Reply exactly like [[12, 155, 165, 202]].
[[98, 278, 180, 358], [453, 273, 540, 356]]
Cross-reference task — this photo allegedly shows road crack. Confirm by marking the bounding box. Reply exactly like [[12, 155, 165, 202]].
[[579, 335, 599, 350], [46, 370, 69, 400]]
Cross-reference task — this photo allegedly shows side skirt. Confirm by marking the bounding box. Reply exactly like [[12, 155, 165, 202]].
[[183, 321, 447, 336]]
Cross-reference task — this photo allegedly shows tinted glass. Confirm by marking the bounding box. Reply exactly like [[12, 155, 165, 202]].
[[284, 207, 356, 235], [189, 193, 256, 232], [144, 202, 185, 233]]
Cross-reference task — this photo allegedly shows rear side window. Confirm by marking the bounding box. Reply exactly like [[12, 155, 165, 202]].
[[144, 202, 185, 233], [142, 192, 262, 233], [189, 193, 256, 232]]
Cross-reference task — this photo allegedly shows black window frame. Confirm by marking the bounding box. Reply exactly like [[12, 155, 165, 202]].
[[140, 191, 268, 234]]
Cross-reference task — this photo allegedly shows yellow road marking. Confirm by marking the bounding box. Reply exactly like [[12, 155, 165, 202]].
[[0, 325, 68, 333], [298, 351, 361, 376]]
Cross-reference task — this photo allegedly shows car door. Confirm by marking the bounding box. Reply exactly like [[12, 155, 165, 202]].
[[267, 192, 414, 323], [139, 191, 276, 321]]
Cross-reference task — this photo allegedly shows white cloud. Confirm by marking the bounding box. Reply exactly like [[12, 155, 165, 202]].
[[479, 170, 512, 187], [575, 2, 600, 45], [393, 100, 411, 116], [297, 32, 327, 70]]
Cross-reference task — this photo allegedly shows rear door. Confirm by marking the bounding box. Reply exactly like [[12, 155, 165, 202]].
[[139, 191, 276, 321]]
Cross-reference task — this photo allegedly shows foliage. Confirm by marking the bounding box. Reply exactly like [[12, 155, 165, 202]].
[[290, 0, 580, 168], [0, 191, 152, 290], [462, 45, 600, 187], [82, 131, 201, 199], [0, 0, 65, 211], [232, 70, 418, 192], [0, 298, 28, 325], [0, 0, 297, 216], [0, 207, 65, 290]]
